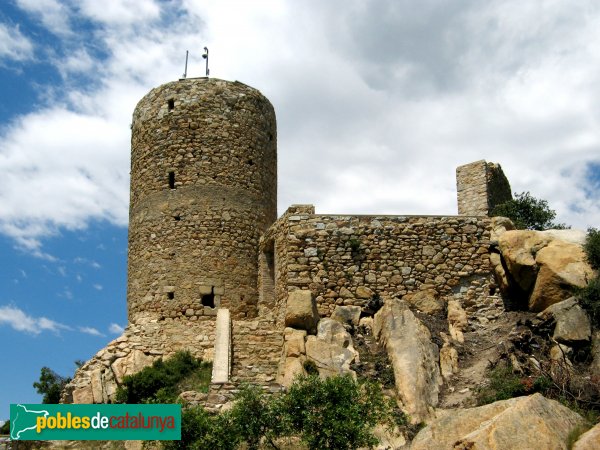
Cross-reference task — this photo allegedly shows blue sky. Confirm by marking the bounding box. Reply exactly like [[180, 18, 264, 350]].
[[1, 0, 600, 421]]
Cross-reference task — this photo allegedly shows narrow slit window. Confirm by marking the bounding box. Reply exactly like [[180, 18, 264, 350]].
[[168, 99, 175, 111], [167, 291, 174, 300], [169, 171, 175, 189]]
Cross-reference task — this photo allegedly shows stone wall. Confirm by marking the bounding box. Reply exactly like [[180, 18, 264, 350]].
[[128, 78, 277, 322], [456, 160, 512, 216], [266, 208, 494, 323], [62, 319, 216, 404]]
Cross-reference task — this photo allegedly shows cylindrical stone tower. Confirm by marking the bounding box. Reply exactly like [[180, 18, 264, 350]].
[[127, 78, 277, 323]]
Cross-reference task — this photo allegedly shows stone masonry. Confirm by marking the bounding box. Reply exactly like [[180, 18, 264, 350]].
[[456, 160, 512, 216], [64, 77, 510, 404]]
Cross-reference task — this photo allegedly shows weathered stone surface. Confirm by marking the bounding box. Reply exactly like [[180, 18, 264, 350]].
[[456, 160, 512, 216], [440, 344, 459, 379], [540, 229, 588, 246], [111, 349, 154, 382], [498, 230, 551, 292], [490, 251, 510, 295], [374, 298, 441, 422], [447, 300, 468, 343], [412, 393, 586, 450], [529, 241, 595, 311], [178, 391, 208, 406], [490, 216, 515, 243], [278, 356, 306, 387], [331, 305, 362, 327], [355, 286, 374, 299], [72, 386, 93, 404], [591, 331, 600, 377], [303, 319, 358, 378], [574, 422, 600, 450], [285, 290, 319, 334], [285, 329, 307, 357], [538, 297, 591, 344], [403, 289, 443, 314]]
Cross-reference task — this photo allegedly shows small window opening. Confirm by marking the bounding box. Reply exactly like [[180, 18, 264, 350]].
[[174, 215, 181, 221], [201, 287, 215, 308], [247, 159, 254, 166], [489, 286, 497, 296], [168, 99, 175, 111], [167, 291, 174, 300], [169, 171, 175, 189]]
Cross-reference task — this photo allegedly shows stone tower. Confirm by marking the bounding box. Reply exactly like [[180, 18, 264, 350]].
[[128, 78, 277, 323], [456, 160, 512, 216]]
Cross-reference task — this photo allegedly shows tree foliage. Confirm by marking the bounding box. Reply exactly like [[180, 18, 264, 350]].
[[579, 228, 600, 328], [491, 191, 567, 231], [584, 227, 600, 270], [33, 367, 71, 404]]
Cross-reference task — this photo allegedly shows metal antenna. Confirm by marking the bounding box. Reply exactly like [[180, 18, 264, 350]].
[[182, 50, 189, 78], [202, 47, 209, 77]]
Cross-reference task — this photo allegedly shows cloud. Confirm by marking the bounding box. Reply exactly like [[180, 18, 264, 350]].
[[78, 0, 161, 27], [15, 0, 72, 36], [93, 284, 103, 291], [0, 305, 70, 335], [78, 326, 105, 337], [0, 22, 34, 61], [109, 323, 124, 334]]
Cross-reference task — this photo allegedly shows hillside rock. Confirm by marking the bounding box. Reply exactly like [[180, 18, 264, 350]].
[[529, 241, 595, 311], [538, 297, 591, 345], [285, 290, 319, 334], [403, 289, 443, 314], [573, 422, 600, 449], [374, 298, 440, 423], [412, 393, 586, 450], [498, 230, 550, 292], [331, 305, 362, 327], [304, 318, 358, 378]]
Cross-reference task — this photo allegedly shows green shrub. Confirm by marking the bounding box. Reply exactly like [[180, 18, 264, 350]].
[[281, 374, 392, 450], [578, 277, 600, 329], [116, 351, 211, 404], [491, 191, 568, 231], [584, 228, 600, 270]]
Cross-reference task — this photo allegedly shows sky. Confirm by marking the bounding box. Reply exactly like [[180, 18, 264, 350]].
[[1, 0, 600, 420]]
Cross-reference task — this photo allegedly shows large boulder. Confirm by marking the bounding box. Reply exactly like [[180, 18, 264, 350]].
[[374, 298, 441, 423], [538, 297, 591, 345], [330, 305, 362, 327], [574, 422, 600, 449], [498, 230, 551, 292], [304, 318, 358, 378], [529, 241, 595, 311], [403, 289, 443, 315], [412, 393, 586, 450], [285, 290, 319, 334]]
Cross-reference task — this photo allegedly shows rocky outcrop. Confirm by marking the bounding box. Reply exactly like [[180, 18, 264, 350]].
[[284, 290, 319, 334], [412, 393, 587, 450], [374, 298, 441, 423], [538, 297, 591, 345], [573, 422, 600, 449], [403, 289, 443, 315], [493, 225, 595, 311]]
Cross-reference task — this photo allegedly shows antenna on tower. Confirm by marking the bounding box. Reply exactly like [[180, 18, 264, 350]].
[[182, 50, 189, 79], [202, 47, 209, 77]]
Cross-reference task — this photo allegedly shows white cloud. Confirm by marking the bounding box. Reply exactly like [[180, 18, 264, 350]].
[[1, 0, 600, 258], [0, 305, 70, 335], [78, 326, 105, 337], [109, 323, 124, 334], [15, 0, 72, 35], [0, 23, 34, 61], [93, 284, 103, 291]]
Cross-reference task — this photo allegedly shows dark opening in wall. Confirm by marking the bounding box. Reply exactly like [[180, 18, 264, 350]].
[[169, 171, 175, 189], [247, 159, 254, 165], [167, 291, 174, 300], [174, 215, 181, 221], [168, 99, 175, 111], [201, 287, 215, 308]]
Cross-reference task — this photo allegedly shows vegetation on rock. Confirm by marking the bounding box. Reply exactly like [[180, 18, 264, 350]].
[[579, 228, 600, 328], [115, 351, 211, 404], [0, 420, 9, 435], [491, 191, 568, 230]]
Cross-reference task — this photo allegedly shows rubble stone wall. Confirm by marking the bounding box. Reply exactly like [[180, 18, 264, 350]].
[[128, 78, 277, 322], [267, 208, 494, 323]]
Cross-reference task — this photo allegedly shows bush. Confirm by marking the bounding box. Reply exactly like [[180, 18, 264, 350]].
[[163, 375, 400, 450], [578, 277, 600, 329], [491, 191, 568, 231], [477, 362, 550, 405], [33, 367, 71, 404], [584, 228, 600, 270], [116, 351, 211, 404]]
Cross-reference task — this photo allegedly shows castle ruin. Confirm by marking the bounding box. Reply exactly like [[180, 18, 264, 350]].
[[63, 77, 512, 403]]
